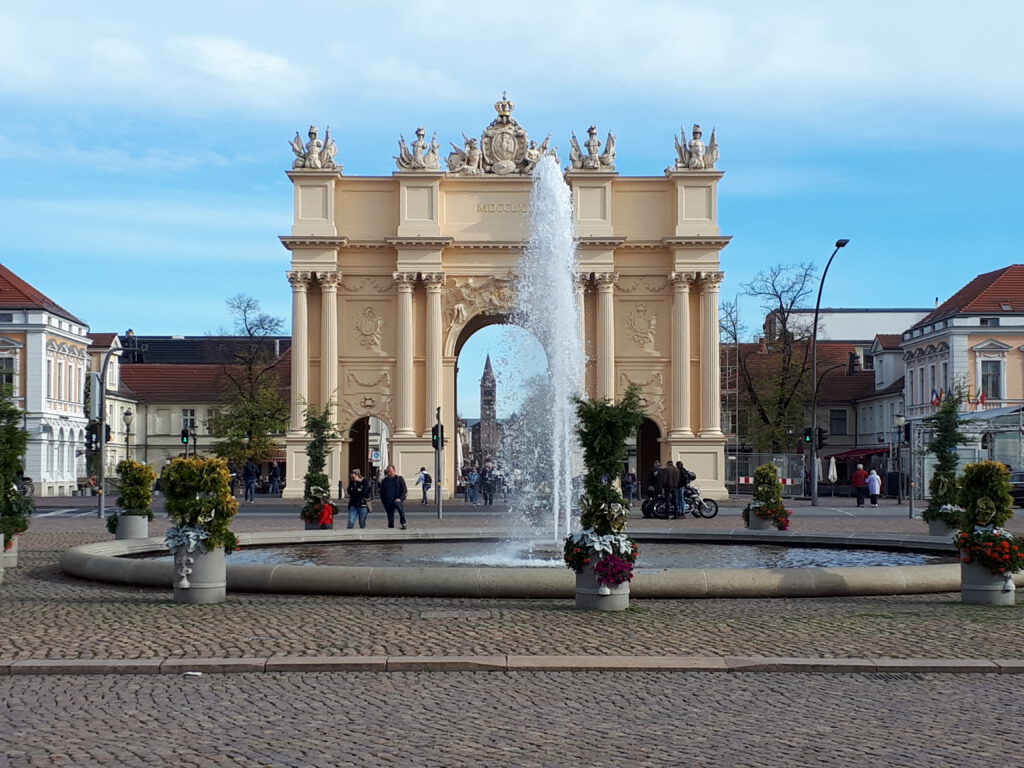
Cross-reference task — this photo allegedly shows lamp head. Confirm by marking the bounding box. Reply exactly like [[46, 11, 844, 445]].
[[835, 238, 850, 248]]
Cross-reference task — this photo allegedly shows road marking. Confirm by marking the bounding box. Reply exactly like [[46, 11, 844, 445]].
[[35, 508, 77, 517]]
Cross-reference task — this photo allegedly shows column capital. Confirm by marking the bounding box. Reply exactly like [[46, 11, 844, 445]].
[[671, 271, 698, 289], [576, 272, 592, 291], [318, 271, 341, 290], [393, 271, 417, 289], [287, 270, 312, 290], [699, 271, 725, 289], [594, 272, 619, 290], [422, 272, 446, 289]]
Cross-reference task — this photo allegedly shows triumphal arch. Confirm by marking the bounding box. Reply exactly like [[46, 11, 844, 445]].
[[281, 96, 730, 499]]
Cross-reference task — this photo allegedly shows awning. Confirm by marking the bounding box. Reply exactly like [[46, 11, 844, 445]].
[[825, 447, 890, 462], [270, 448, 287, 462]]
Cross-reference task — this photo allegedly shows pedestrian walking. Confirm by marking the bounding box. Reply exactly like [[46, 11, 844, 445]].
[[621, 468, 636, 505], [242, 459, 260, 503], [467, 467, 480, 505], [851, 463, 869, 508], [269, 461, 281, 495], [346, 469, 371, 529], [380, 464, 409, 529], [480, 462, 496, 506], [415, 466, 432, 504], [866, 468, 882, 507]]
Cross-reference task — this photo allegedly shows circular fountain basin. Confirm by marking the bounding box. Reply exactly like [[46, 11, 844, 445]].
[[58, 527, 987, 599]]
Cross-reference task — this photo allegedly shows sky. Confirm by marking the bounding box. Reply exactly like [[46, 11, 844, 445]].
[[3, 1, 1023, 418]]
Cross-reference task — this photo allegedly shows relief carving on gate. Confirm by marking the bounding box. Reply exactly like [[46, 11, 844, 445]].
[[619, 370, 666, 424], [341, 370, 393, 427], [445, 274, 517, 331]]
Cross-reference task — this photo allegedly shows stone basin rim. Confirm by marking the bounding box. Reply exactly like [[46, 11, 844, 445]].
[[56, 528, 992, 599]]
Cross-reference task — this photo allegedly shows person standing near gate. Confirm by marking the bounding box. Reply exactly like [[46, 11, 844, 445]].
[[380, 464, 409, 529], [346, 469, 371, 529], [269, 461, 281, 496], [866, 468, 882, 508], [851, 463, 869, 508], [242, 459, 260, 503]]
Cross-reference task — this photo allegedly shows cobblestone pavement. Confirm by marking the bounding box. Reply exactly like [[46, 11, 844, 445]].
[[4, 504, 1024, 766], [3, 670, 1023, 767]]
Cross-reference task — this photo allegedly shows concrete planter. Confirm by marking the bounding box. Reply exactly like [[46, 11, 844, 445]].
[[575, 562, 629, 611], [172, 545, 226, 605], [3, 534, 18, 569], [928, 519, 958, 539], [961, 560, 1016, 606], [747, 513, 775, 531], [115, 514, 150, 540]]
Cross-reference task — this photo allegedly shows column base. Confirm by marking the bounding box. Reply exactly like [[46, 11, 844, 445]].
[[663, 434, 727, 500]]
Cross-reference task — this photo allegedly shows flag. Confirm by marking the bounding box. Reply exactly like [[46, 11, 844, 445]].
[[939, 388, 946, 402], [931, 388, 940, 406], [980, 390, 987, 405]]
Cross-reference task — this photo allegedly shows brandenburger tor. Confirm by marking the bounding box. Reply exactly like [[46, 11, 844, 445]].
[[280, 94, 729, 499]]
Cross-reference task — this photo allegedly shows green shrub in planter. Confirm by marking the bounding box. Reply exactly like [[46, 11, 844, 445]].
[[955, 460, 1022, 578], [106, 460, 157, 534], [742, 463, 791, 530], [922, 393, 966, 526], [162, 456, 239, 553]]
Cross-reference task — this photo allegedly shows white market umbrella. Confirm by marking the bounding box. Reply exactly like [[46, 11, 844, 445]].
[[827, 456, 838, 484]]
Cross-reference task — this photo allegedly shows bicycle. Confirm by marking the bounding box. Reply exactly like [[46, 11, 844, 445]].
[[16, 477, 34, 497]]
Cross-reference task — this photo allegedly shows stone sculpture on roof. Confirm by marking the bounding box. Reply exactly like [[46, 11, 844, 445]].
[[447, 93, 558, 176], [290, 125, 340, 170], [674, 123, 719, 170], [569, 125, 616, 171], [395, 126, 441, 171]]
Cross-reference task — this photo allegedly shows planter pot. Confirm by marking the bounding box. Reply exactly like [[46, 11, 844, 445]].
[[961, 560, 1016, 606], [115, 515, 149, 540], [928, 519, 958, 539], [172, 545, 226, 604], [2, 534, 17, 569], [575, 562, 629, 611], [747, 513, 774, 531]]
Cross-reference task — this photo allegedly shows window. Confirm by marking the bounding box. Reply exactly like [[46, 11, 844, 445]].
[[980, 317, 1000, 326], [918, 368, 925, 404], [929, 364, 936, 394], [981, 360, 1002, 399], [206, 408, 219, 434], [942, 361, 949, 391], [0, 313, 12, 323], [182, 408, 197, 431], [829, 409, 848, 435], [46, 359, 52, 398], [861, 352, 874, 371], [0, 357, 13, 390]]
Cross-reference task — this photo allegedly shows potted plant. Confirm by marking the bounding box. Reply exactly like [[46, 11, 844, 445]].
[[0, 393, 32, 568], [922, 392, 966, 536], [742, 464, 791, 530], [106, 459, 157, 539], [162, 456, 239, 604], [299, 404, 337, 530], [563, 385, 645, 611], [955, 460, 1021, 605]]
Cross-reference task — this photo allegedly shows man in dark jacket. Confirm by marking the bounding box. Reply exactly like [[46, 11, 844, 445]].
[[663, 459, 680, 514], [379, 464, 409, 529]]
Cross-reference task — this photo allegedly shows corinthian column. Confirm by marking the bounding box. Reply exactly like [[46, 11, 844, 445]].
[[394, 272, 417, 436], [699, 271, 724, 437], [594, 272, 618, 400], [671, 272, 696, 437], [318, 272, 340, 419], [423, 273, 445, 433], [286, 270, 311, 431], [576, 272, 590, 391]]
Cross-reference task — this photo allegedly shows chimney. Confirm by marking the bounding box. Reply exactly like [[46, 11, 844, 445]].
[[935, 296, 939, 307], [757, 337, 768, 354]]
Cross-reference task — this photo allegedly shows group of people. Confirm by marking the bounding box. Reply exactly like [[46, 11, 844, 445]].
[[460, 460, 500, 505], [228, 459, 283, 502], [850, 463, 883, 507], [314, 464, 412, 530], [643, 459, 694, 515]]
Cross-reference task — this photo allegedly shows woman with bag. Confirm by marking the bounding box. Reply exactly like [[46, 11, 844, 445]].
[[346, 469, 371, 529]]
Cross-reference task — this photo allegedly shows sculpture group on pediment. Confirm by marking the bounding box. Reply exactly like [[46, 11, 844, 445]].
[[290, 125, 340, 170], [445, 275, 517, 328], [446, 93, 558, 176], [569, 125, 616, 171], [396, 126, 441, 171], [674, 124, 719, 170], [447, 134, 485, 175]]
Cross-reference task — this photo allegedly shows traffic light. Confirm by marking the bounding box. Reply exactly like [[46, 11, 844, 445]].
[[803, 427, 813, 444], [180, 428, 190, 445], [86, 423, 98, 450], [431, 423, 444, 451], [817, 427, 828, 448], [104, 424, 111, 443]]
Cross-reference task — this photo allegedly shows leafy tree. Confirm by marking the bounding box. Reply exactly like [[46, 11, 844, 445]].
[[923, 389, 967, 525], [209, 295, 289, 466], [0, 390, 32, 545], [721, 263, 818, 452]]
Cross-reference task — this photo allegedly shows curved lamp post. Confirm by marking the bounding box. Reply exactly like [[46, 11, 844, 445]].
[[810, 238, 850, 507]]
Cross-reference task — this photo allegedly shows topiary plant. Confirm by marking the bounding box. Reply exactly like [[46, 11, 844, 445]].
[[300, 403, 338, 523], [923, 391, 966, 525], [162, 456, 239, 553], [742, 463, 791, 530], [957, 460, 1014, 530]]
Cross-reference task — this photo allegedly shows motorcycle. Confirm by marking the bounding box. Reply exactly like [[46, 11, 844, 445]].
[[641, 484, 718, 519]]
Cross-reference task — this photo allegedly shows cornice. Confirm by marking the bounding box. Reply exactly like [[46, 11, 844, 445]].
[[384, 237, 455, 249], [279, 236, 349, 250], [286, 169, 343, 182], [577, 237, 627, 250], [661, 236, 733, 248]]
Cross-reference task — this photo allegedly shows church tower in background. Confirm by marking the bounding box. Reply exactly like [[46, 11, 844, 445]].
[[472, 355, 500, 461]]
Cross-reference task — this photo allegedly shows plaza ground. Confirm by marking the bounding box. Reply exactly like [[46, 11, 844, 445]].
[[2, 495, 1023, 767]]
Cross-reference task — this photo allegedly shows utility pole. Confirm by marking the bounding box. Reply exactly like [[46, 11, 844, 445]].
[[96, 346, 121, 519], [434, 407, 443, 520]]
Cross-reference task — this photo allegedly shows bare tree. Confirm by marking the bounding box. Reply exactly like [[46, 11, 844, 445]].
[[734, 263, 818, 452]]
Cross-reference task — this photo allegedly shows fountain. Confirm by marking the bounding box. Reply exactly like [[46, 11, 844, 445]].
[[506, 155, 585, 542]]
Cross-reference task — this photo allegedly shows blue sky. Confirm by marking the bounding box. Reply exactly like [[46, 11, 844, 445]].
[[3, 1, 1023, 418]]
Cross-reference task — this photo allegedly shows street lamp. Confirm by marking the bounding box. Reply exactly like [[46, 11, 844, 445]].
[[122, 408, 134, 462], [810, 238, 850, 507], [893, 413, 905, 505]]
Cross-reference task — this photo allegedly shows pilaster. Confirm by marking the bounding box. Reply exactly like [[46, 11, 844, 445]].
[[594, 272, 618, 400], [394, 272, 417, 437], [318, 271, 340, 420], [423, 272, 445, 434], [671, 272, 697, 437], [699, 271, 724, 437], [288, 169, 342, 238]]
